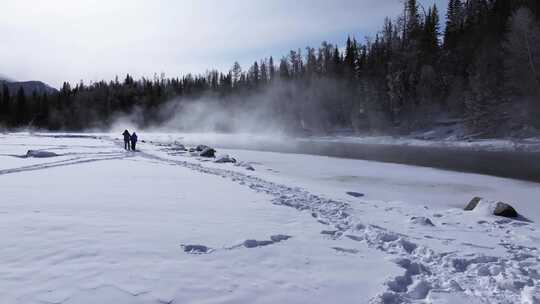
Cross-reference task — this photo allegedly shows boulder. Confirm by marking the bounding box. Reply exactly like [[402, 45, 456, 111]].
[[465, 197, 519, 218], [199, 148, 216, 158], [196, 145, 210, 152], [464, 197, 482, 211], [493, 202, 518, 218]]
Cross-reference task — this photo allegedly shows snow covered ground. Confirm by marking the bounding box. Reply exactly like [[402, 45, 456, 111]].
[[1, 132, 539, 304]]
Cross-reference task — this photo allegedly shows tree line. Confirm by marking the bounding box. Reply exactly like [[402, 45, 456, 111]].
[[1, 0, 539, 137]]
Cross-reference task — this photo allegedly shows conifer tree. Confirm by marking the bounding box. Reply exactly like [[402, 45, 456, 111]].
[[15, 87, 27, 126], [0, 84, 10, 123]]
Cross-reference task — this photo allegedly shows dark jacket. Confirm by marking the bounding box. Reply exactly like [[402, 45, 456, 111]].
[[122, 130, 130, 141], [131, 133, 138, 142]]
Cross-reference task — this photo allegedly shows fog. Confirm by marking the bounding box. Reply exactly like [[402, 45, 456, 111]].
[[104, 76, 367, 139]]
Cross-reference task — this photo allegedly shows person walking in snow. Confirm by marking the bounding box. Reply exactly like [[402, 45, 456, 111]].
[[130, 132, 138, 151], [122, 129, 131, 150]]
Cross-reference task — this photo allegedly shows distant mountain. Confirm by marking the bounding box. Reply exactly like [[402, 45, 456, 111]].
[[0, 79, 57, 96], [0, 74, 13, 81]]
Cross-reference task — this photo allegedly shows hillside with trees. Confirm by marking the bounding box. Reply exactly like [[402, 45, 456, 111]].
[[1, 0, 539, 137]]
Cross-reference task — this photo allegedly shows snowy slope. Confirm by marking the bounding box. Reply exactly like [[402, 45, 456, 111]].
[[0, 132, 539, 304]]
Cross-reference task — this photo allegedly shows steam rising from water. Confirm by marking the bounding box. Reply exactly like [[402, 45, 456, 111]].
[[108, 77, 361, 140]]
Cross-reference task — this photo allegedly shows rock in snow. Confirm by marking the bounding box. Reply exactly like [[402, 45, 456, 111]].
[[464, 197, 519, 218], [346, 191, 364, 198], [464, 197, 482, 211], [199, 148, 216, 158], [195, 145, 210, 152], [493, 202, 518, 218], [25, 150, 59, 158]]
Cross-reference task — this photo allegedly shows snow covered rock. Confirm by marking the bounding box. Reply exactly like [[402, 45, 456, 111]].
[[199, 147, 216, 158], [25, 150, 59, 158], [465, 197, 519, 218], [493, 202, 518, 218], [215, 154, 236, 163]]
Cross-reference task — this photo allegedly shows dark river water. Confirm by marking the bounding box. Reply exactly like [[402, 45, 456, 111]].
[[209, 139, 540, 183], [34, 133, 540, 182]]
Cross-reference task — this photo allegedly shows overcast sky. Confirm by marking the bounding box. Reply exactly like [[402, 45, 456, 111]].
[[0, 0, 446, 88]]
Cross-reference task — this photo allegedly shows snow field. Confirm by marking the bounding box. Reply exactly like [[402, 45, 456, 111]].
[[0, 132, 539, 303]]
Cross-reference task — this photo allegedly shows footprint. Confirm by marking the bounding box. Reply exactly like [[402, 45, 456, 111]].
[[181, 244, 213, 254], [321, 230, 342, 239], [243, 240, 273, 248], [346, 191, 364, 198], [332, 247, 359, 254]]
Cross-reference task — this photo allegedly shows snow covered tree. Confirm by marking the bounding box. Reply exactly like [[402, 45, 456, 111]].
[[305, 47, 318, 79], [279, 57, 290, 80], [260, 59, 268, 84], [268, 57, 275, 81], [249, 61, 260, 86], [231, 62, 242, 87]]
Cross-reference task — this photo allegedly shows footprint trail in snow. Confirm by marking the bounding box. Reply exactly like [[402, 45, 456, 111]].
[[135, 139, 540, 304]]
